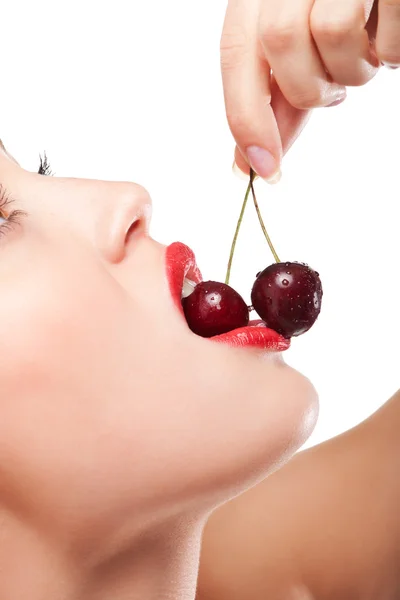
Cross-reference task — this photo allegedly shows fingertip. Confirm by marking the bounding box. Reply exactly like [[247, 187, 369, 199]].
[[232, 145, 283, 184], [234, 147, 249, 172], [246, 145, 281, 183], [232, 159, 249, 180], [232, 157, 282, 185]]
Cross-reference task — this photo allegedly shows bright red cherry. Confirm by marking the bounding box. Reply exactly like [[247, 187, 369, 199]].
[[182, 281, 249, 338], [251, 262, 323, 338]]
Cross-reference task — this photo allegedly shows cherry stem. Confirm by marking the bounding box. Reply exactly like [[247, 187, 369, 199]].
[[249, 168, 281, 263], [225, 169, 281, 286], [225, 177, 252, 285]]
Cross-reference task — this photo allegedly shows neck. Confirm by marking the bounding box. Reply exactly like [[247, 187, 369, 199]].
[[84, 515, 205, 600], [0, 510, 206, 600]]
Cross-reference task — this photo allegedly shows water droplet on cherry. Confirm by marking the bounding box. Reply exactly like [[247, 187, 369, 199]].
[[251, 262, 323, 338], [182, 281, 249, 338]]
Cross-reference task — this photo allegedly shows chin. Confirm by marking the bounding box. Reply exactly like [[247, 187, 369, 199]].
[[223, 366, 318, 498], [175, 345, 319, 510]]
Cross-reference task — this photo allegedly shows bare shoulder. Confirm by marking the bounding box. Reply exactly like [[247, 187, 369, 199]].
[[197, 396, 400, 600]]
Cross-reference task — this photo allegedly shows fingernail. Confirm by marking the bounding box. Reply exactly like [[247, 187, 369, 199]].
[[326, 90, 347, 108], [232, 160, 249, 181], [246, 146, 281, 183], [382, 62, 399, 69], [266, 169, 282, 184]]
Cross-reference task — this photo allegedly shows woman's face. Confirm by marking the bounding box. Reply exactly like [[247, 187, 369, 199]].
[[0, 144, 317, 553]]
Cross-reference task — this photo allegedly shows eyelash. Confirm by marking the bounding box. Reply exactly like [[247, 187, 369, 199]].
[[0, 152, 52, 238], [38, 151, 53, 176], [0, 187, 26, 239]]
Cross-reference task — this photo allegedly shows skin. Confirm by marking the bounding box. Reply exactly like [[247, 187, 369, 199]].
[[200, 3, 400, 593], [221, 0, 400, 181], [0, 142, 318, 599], [197, 389, 400, 600]]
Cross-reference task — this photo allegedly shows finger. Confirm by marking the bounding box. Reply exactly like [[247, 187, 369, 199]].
[[310, 0, 379, 86], [221, 0, 282, 182], [233, 147, 251, 178], [376, 0, 400, 67], [233, 78, 311, 178], [270, 78, 312, 155], [258, 0, 346, 111]]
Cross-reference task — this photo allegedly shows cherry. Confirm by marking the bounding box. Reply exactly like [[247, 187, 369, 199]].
[[184, 171, 323, 340], [251, 262, 323, 338], [182, 281, 249, 338], [224, 169, 323, 339]]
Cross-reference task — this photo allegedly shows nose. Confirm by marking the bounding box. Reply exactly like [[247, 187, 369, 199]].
[[94, 181, 153, 263], [7, 162, 153, 263]]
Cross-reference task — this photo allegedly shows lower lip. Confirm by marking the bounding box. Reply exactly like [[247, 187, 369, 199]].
[[211, 320, 290, 351], [165, 242, 290, 352]]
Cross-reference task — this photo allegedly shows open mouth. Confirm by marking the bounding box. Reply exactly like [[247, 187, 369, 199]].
[[165, 242, 290, 352]]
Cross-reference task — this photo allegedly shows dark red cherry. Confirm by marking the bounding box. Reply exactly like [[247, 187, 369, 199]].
[[182, 281, 249, 338], [251, 262, 323, 338]]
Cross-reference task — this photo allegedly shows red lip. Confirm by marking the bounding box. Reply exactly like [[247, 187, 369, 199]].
[[165, 242, 203, 314], [165, 242, 290, 352]]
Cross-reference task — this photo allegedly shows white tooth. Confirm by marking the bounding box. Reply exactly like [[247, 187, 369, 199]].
[[181, 278, 197, 299]]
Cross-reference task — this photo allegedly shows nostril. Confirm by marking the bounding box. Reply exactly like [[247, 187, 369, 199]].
[[126, 202, 152, 246], [125, 218, 142, 246], [97, 188, 152, 263]]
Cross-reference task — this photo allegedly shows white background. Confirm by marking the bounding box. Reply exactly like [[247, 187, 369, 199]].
[[1, 0, 399, 449]]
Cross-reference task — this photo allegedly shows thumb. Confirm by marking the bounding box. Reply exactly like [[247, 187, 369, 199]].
[[234, 77, 311, 177]]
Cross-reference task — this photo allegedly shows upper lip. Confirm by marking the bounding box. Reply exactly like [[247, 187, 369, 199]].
[[165, 241, 203, 317], [165, 241, 290, 351]]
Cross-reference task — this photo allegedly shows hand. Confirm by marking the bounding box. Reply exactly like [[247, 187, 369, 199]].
[[221, 0, 395, 182]]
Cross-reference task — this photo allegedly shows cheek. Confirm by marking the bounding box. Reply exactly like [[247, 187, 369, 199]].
[[0, 249, 185, 426], [0, 258, 144, 516], [0, 260, 119, 397], [0, 252, 204, 528]]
